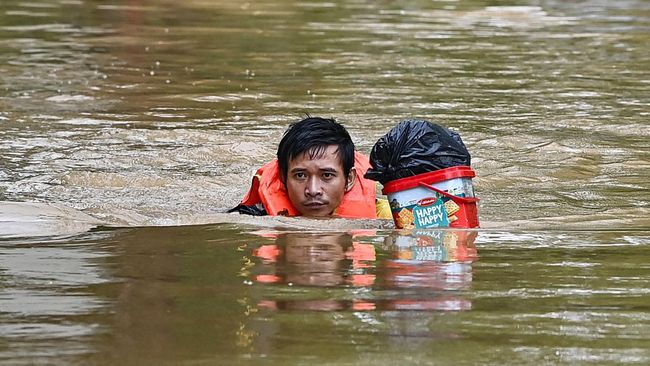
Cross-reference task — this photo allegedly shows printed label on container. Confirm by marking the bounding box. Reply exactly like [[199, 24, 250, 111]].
[[412, 197, 449, 228]]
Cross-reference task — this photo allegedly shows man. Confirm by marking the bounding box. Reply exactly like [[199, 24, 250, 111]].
[[230, 117, 379, 218]]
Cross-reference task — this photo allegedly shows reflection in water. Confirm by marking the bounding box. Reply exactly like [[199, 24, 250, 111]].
[[252, 230, 478, 312], [382, 230, 477, 290], [1, 226, 649, 364], [244, 230, 479, 356], [254, 232, 375, 288], [379, 230, 477, 311], [383, 230, 478, 262]]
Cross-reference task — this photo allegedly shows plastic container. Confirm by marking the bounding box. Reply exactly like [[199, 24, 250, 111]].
[[382, 166, 479, 229]]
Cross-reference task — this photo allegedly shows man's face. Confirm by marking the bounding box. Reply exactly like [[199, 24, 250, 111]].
[[285, 145, 355, 217]]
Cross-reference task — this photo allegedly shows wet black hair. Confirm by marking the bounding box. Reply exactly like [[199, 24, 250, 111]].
[[277, 117, 355, 183]]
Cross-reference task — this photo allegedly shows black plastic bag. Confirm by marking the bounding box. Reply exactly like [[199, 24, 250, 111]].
[[364, 119, 471, 184]]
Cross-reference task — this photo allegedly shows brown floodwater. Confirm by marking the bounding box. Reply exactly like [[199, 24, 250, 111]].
[[0, 0, 648, 364]]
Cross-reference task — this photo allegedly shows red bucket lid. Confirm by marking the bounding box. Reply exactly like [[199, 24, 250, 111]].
[[382, 166, 475, 194]]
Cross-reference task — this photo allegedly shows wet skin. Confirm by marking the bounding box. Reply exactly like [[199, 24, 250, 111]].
[[285, 145, 356, 217]]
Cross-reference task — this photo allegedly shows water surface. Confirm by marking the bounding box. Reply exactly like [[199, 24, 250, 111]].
[[1, 227, 649, 364], [0, 0, 648, 364], [0, 0, 647, 228]]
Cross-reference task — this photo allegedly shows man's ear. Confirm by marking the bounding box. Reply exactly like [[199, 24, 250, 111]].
[[345, 167, 357, 192], [279, 170, 287, 188]]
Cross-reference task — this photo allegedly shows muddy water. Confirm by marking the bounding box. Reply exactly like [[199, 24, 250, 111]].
[[0, 0, 647, 229], [0, 0, 648, 364], [1, 227, 649, 365]]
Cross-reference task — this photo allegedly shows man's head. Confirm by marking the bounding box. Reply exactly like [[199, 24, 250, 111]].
[[277, 117, 357, 217]]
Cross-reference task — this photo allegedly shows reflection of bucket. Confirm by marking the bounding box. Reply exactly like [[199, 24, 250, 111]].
[[382, 166, 479, 229], [382, 230, 477, 291], [386, 230, 478, 262]]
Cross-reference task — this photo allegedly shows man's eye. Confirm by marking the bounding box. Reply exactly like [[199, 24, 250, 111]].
[[294, 172, 306, 180], [322, 172, 335, 179]]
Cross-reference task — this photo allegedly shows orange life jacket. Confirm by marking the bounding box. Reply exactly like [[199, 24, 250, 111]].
[[239, 152, 377, 218]]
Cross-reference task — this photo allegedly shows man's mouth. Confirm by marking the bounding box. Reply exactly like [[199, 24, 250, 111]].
[[304, 201, 327, 208]]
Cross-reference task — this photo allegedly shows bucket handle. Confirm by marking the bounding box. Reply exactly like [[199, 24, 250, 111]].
[[418, 182, 479, 204]]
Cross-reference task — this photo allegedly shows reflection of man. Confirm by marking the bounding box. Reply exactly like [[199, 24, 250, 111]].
[[253, 232, 376, 288], [254, 232, 376, 311], [229, 117, 380, 218], [281, 232, 351, 287]]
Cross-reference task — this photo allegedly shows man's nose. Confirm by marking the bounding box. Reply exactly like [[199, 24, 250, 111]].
[[305, 177, 323, 196]]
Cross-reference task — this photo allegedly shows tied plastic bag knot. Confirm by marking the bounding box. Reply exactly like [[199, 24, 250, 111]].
[[364, 119, 471, 184]]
